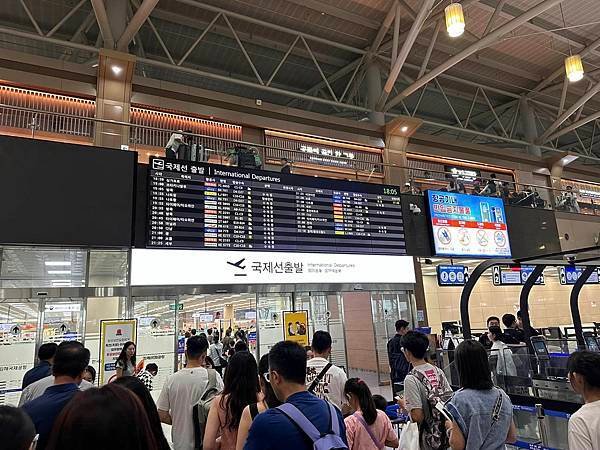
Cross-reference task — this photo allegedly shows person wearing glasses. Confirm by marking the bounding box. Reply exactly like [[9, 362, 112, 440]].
[[243, 341, 347, 450], [0, 405, 38, 450]]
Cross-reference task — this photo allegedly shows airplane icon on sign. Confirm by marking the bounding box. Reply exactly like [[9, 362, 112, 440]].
[[227, 258, 247, 276]]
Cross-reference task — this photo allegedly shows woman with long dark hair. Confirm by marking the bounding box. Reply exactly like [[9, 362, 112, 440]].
[[343, 378, 398, 450], [113, 377, 171, 450], [445, 340, 516, 450], [235, 354, 283, 450], [115, 341, 136, 378], [45, 384, 159, 450], [204, 351, 260, 450]]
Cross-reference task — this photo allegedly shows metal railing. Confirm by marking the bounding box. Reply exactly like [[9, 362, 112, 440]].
[[0, 101, 599, 218]]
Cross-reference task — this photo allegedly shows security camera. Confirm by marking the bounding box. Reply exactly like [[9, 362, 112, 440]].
[[565, 254, 576, 264], [409, 203, 422, 215]]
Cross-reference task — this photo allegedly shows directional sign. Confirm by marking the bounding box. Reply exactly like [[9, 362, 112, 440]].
[[437, 265, 469, 286], [493, 266, 544, 286], [558, 266, 600, 285]]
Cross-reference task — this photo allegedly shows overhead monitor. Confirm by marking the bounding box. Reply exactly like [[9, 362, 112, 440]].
[[147, 157, 406, 255], [436, 265, 469, 286], [427, 191, 511, 258]]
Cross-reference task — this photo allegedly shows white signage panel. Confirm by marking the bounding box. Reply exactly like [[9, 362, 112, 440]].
[[99, 319, 137, 385], [130, 249, 415, 286]]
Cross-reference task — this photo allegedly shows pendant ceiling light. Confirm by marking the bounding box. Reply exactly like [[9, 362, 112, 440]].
[[565, 54, 584, 83], [445, 3, 465, 38]]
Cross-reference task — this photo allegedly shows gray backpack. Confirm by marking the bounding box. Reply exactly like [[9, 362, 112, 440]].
[[192, 369, 219, 450], [277, 402, 348, 450]]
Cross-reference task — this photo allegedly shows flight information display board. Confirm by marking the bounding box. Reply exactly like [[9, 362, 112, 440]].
[[427, 190, 511, 258], [147, 158, 406, 255]]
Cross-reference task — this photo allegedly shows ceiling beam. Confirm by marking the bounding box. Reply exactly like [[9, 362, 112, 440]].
[[117, 0, 160, 51], [529, 35, 600, 95], [546, 112, 600, 143], [377, 0, 435, 109], [175, 0, 368, 56], [384, 0, 566, 112], [90, 0, 115, 48], [538, 79, 600, 143], [280, 0, 381, 30], [46, 0, 87, 38]]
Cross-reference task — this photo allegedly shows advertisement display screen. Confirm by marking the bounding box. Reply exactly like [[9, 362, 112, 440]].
[[436, 265, 469, 286], [148, 157, 405, 255], [427, 191, 511, 257]]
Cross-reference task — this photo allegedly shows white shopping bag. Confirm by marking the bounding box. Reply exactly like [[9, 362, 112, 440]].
[[398, 420, 419, 450]]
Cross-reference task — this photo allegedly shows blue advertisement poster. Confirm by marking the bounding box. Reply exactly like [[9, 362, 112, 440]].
[[437, 265, 469, 286], [427, 191, 511, 257]]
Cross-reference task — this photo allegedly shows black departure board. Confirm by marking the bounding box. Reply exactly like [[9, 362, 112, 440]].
[[147, 157, 406, 255]]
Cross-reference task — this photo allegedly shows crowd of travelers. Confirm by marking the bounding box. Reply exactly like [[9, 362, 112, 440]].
[[402, 172, 582, 213], [2, 321, 600, 450]]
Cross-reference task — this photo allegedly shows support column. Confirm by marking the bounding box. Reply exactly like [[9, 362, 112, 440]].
[[105, 0, 128, 42], [94, 49, 136, 149], [366, 62, 385, 126], [519, 97, 542, 158], [383, 116, 423, 186]]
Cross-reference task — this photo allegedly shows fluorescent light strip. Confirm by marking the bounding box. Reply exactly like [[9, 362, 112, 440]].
[[45, 261, 72, 267], [47, 270, 71, 275]]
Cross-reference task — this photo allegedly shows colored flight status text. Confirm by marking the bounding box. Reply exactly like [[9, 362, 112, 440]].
[[427, 190, 511, 258], [147, 158, 406, 255]]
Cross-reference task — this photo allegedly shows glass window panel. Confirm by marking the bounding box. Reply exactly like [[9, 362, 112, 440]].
[[88, 250, 128, 287], [134, 296, 176, 397], [0, 247, 86, 288], [42, 299, 84, 343], [0, 300, 39, 405], [85, 297, 128, 383]]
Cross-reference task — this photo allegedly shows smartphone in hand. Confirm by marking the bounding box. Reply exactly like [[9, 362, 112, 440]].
[[435, 402, 455, 423]]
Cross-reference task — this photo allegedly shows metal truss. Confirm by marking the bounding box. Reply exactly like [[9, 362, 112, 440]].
[[3, 0, 600, 160]]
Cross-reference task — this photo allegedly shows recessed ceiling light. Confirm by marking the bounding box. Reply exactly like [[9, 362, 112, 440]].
[[45, 261, 71, 266]]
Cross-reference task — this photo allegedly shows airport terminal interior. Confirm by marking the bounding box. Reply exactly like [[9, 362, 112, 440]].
[[2, 0, 600, 449]]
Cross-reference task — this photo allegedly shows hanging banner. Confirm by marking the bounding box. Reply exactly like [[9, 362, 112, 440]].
[[99, 319, 137, 385], [283, 311, 309, 347]]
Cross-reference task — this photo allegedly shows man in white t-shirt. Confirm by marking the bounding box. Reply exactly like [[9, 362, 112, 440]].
[[158, 335, 223, 450], [568, 351, 600, 450], [306, 330, 348, 410]]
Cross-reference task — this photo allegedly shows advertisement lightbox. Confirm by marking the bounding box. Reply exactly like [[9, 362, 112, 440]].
[[427, 191, 511, 258]]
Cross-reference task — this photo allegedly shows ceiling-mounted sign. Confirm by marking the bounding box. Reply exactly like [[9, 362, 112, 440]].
[[558, 266, 600, 285], [492, 266, 544, 286], [436, 265, 469, 286], [445, 166, 481, 183], [45, 303, 81, 313], [131, 249, 416, 286]]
